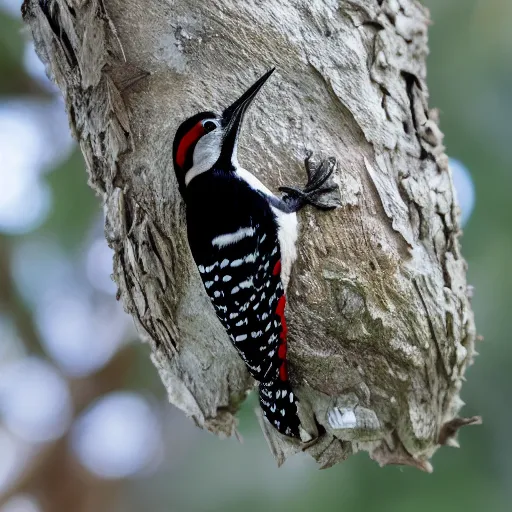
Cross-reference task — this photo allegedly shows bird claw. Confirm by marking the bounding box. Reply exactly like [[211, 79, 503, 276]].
[[279, 152, 341, 211]]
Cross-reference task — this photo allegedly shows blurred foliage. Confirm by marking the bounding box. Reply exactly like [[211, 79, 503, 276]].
[[0, 9, 45, 96], [43, 150, 100, 251], [0, 1, 510, 511]]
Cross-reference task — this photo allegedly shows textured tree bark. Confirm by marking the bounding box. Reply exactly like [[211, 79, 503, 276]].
[[22, 0, 479, 470]]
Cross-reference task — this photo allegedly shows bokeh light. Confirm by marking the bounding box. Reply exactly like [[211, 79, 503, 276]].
[[0, 97, 73, 234], [11, 238, 74, 308], [36, 289, 129, 378], [0, 105, 52, 234], [0, 357, 72, 443], [86, 238, 118, 295], [71, 392, 163, 479], [23, 42, 58, 94], [0, 495, 41, 512], [0, 427, 38, 496], [450, 158, 476, 227], [0, 0, 21, 18]]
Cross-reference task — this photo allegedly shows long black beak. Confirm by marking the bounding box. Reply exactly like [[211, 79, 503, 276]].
[[219, 68, 275, 167]]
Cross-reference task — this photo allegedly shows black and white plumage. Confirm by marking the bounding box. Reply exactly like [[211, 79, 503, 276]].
[[172, 69, 337, 438]]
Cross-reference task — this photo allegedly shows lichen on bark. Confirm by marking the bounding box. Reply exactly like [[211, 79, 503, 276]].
[[22, 0, 479, 470]]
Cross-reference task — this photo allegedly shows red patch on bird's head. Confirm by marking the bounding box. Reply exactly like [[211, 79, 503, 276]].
[[176, 121, 205, 169], [172, 111, 218, 195]]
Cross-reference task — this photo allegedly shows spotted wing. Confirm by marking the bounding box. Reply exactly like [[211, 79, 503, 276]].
[[194, 222, 300, 437]]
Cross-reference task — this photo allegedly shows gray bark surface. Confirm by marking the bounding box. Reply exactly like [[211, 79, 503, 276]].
[[23, 0, 479, 470]]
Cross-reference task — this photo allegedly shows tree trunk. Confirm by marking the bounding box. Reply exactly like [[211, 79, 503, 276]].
[[22, 0, 479, 470]]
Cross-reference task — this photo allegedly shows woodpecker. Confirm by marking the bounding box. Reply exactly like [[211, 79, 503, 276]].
[[173, 69, 337, 438]]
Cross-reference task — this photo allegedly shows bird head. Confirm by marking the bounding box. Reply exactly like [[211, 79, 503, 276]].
[[172, 68, 275, 194]]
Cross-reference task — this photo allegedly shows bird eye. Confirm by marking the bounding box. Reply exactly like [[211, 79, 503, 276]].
[[203, 120, 217, 133]]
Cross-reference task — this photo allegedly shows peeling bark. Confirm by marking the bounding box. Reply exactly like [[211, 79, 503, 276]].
[[22, 0, 478, 469]]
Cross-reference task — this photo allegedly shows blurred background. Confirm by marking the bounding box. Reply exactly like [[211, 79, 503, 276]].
[[0, 0, 509, 511]]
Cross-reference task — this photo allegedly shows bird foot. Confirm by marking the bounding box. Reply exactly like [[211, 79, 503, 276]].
[[279, 151, 341, 211]]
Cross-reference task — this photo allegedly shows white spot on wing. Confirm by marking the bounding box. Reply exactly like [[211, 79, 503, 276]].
[[212, 227, 255, 248], [245, 251, 258, 263], [239, 278, 253, 289]]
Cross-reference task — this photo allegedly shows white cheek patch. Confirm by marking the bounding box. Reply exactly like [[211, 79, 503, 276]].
[[185, 130, 222, 186]]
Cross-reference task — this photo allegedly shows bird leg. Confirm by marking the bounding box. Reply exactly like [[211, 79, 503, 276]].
[[279, 151, 341, 212]]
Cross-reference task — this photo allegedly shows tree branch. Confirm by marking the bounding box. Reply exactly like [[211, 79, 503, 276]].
[[22, 0, 478, 469]]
